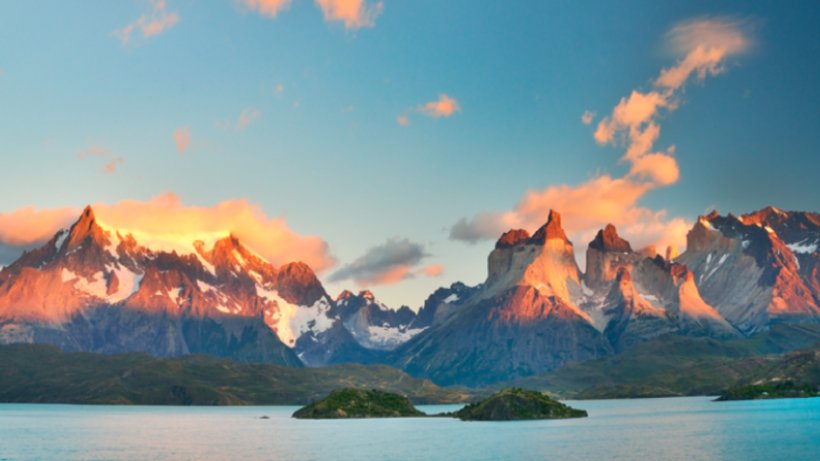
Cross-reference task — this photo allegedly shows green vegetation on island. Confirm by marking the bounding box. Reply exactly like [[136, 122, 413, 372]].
[[716, 381, 819, 401], [292, 388, 424, 419], [0, 344, 470, 405], [452, 388, 587, 421]]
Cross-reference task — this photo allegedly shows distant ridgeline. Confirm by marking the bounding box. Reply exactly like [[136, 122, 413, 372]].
[[0, 205, 818, 388]]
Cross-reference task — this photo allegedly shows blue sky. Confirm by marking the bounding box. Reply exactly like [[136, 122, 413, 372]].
[[1, 1, 818, 307]]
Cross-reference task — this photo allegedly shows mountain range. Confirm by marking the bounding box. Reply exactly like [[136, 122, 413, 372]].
[[0, 205, 817, 387]]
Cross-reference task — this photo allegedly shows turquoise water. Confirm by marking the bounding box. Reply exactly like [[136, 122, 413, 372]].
[[0, 397, 818, 460]]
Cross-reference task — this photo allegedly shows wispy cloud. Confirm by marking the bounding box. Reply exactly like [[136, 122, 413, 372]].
[[115, 0, 180, 46], [397, 94, 461, 126], [451, 18, 750, 256], [173, 126, 191, 153], [77, 144, 111, 159], [0, 193, 335, 271], [103, 157, 125, 174], [217, 107, 262, 131], [328, 237, 434, 287], [315, 0, 383, 29], [243, 0, 292, 18], [581, 110, 595, 125], [78, 144, 124, 174]]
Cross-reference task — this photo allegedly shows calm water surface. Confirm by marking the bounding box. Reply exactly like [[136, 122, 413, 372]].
[[0, 397, 818, 461]]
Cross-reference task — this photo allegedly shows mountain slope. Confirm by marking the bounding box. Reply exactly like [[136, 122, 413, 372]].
[[676, 210, 819, 333], [0, 344, 469, 405], [390, 211, 613, 387], [0, 207, 347, 366], [510, 323, 820, 398]]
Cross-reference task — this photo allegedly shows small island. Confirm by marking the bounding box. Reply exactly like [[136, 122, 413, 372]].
[[716, 381, 819, 401], [453, 388, 587, 421], [292, 388, 425, 419], [292, 387, 589, 421]]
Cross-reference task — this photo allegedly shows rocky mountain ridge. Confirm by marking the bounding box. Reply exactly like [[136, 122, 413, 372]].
[[388, 207, 819, 385], [0, 206, 424, 366], [0, 204, 817, 387]]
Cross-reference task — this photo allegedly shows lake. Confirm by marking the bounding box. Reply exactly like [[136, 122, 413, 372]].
[[0, 396, 817, 460]]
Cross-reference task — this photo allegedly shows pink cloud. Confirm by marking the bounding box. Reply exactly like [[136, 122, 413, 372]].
[[419, 264, 444, 278], [243, 0, 291, 18], [173, 126, 191, 154], [102, 157, 125, 174], [77, 144, 124, 174], [218, 108, 262, 131], [328, 238, 429, 287], [396, 115, 410, 126], [581, 110, 595, 125], [115, 0, 179, 46], [315, 0, 383, 29], [451, 19, 750, 257], [77, 145, 111, 159]]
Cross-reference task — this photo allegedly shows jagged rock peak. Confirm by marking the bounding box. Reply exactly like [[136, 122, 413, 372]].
[[358, 290, 376, 301], [65, 205, 108, 251], [336, 290, 355, 302], [529, 210, 568, 244], [495, 229, 531, 249], [589, 224, 632, 252]]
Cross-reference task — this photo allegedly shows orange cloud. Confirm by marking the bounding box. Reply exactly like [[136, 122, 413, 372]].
[[451, 174, 689, 256], [0, 193, 335, 272], [366, 265, 412, 286], [453, 19, 751, 257], [629, 151, 679, 186], [593, 18, 749, 187], [244, 0, 291, 18], [0, 207, 78, 246], [419, 264, 444, 278], [419, 94, 461, 118], [657, 18, 750, 89], [315, 0, 383, 29], [398, 94, 461, 125], [115, 0, 179, 46], [581, 110, 595, 125], [173, 126, 191, 153]]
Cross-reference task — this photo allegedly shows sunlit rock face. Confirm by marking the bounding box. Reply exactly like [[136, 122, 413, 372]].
[[585, 224, 637, 289], [0, 206, 350, 367], [677, 209, 820, 334], [391, 210, 614, 387]]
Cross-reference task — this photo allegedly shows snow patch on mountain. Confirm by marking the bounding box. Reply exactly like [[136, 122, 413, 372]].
[[787, 240, 818, 254], [366, 325, 428, 349], [54, 229, 69, 252], [257, 285, 334, 346]]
